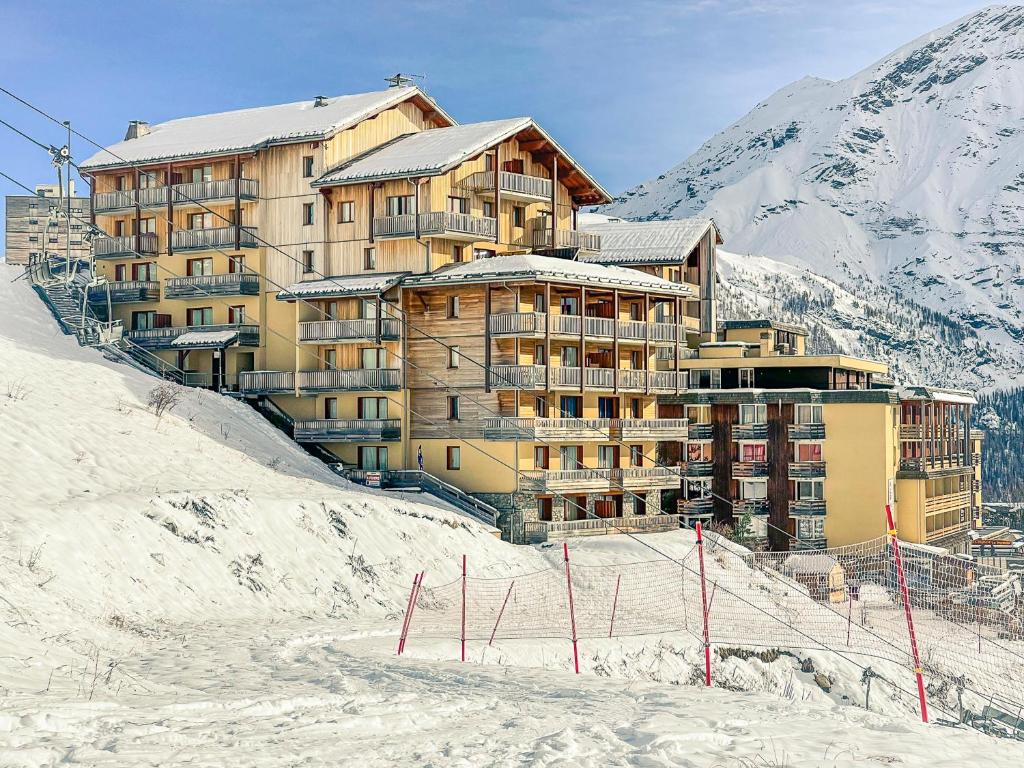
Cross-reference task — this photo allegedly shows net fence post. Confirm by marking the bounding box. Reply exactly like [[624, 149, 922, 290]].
[[696, 521, 712, 687], [564, 542, 580, 674], [608, 573, 621, 638], [885, 504, 928, 723], [461, 554, 467, 663], [397, 572, 419, 656], [489, 580, 514, 647], [400, 570, 426, 657]]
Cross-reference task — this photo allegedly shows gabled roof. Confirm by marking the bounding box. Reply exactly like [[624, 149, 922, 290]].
[[399, 253, 693, 296], [313, 118, 611, 205], [277, 272, 408, 301], [80, 87, 452, 171], [313, 119, 532, 186], [577, 214, 722, 265]]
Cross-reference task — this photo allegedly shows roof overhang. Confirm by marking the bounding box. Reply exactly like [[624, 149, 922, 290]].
[[399, 265, 693, 297], [276, 271, 409, 301]]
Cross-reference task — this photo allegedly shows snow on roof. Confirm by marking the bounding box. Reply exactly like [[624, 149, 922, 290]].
[[899, 385, 977, 405], [782, 554, 841, 574], [172, 330, 239, 348], [400, 253, 694, 295], [277, 272, 408, 300], [313, 118, 532, 186], [80, 88, 446, 170], [577, 218, 719, 265]]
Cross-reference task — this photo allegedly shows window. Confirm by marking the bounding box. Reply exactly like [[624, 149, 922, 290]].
[[302, 156, 314, 178], [534, 446, 549, 469], [302, 203, 314, 225], [559, 396, 581, 418], [534, 395, 548, 417], [534, 344, 546, 365], [473, 248, 496, 259], [534, 292, 546, 312], [560, 296, 579, 315], [560, 445, 583, 470], [324, 397, 338, 419], [691, 368, 721, 389], [739, 404, 767, 424], [364, 247, 376, 270], [630, 350, 644, 369], [325, 301, 339, 320], [358, 446, 388, 470], [131, 311, 156, 330], [687, 442, 710, 462], [482, 201, 494, 218], [137, 217, 157, 235], [630, 398, 642, 419], [115, 264, 127, 281], [796, 404, 823, 424], [740, 443, 766, 462], [797, 518, 825, 540], [114, 221, 125, 237], [796, 480, 824, 500], [227, 305, 245, 324], [630, 445, 644, 467], [190, 165, 213, 184], [302, 250, 315, 273], [485, 153, 495, 172], [598, 445, 618, 469], [447, 296, 460, 318], [447, 196, 469, 214], [361, 347, 387, 369], [387, 195, 415, 216], [447, 395, 460, 420], [358, 397, 388, 419], [561, 345, 579, 367], [448, 345, 460, 368], [446, 446, 461, 470], [338, 201, 355, 224], [323, 348, 337, 370], [537, 496, 553, 522], [797, 443, 822, 462], [28, 235, 38, 243], [187, 307, 213, 327], [28, 219, 37, 225], [229, 255, 245, 274], [48, 236, 58, 244], [739, 368, 755, 388], [452, 244, 465, 263], [188, 212, 213, 230], [131, 262, 155, 281], [597, 397, 618, 419], [741, 480, 768, 500], [513, 206, 525, 228], [187, 257, 213, 277]]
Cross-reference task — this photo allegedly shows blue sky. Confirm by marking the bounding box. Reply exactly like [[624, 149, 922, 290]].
[[0, 0, 991, 251]]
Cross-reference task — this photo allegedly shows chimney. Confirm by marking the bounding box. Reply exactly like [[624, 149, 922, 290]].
[[313, 95, 328, 108], [124, 120, 150, 140]]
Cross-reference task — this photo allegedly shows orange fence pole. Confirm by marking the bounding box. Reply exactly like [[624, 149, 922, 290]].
[[696, 521, 712, 687], [885, 505, 928, 723]]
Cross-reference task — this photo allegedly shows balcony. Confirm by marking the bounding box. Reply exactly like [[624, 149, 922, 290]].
[[648, 370, 679, 392], [733, 499, 770, 516], [614, 466, 680, 489], [678, 497, 713, 516], [94, 232, 158, 259], [297, 368, 402, 392], [733, 461, 769, 478], [520, 466, 679, 492], [93, 179, 260, 213], [372, 211, 497, 241], [788, 423, 825, 441], [490, 312, 684, 344], [488, 312, 546, 337], [618, 418, 688, 440], [789, 461, 826, 479], [683, 461, 714, 478], [532, 227, 601, 255], [733, 424, 768, 440], [293, 418, 401, 443], [87, 280, 159, 304], [487, 364, 547, 389], [465, 170, 552, 201], [299, 318, 401, 343], [688, 424, 714, 441], [172, 226, 258, 252], [483, 417, 611, 441], [126, 323, 259, 349], [523, 514, 681, 543], [164, 273, 260, 299], [789, 500, 827, 516], [239, 370, 295, 395]]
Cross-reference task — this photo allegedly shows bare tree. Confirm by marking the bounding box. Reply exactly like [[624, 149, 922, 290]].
[[147, 384, 181, 419]]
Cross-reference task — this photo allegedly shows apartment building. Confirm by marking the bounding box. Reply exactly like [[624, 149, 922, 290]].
[[4, 182, 92, 266]]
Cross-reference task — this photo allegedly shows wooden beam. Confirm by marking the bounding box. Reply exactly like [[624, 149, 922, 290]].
[[519, 139, 549, 152], [166, 163, 174, 257], [544, 283, 552, 393], [493, 146, 501, 245], [484, 286, 492, 393], [133, 167, 141, 255], [550, 158, 558, 252], [579, 285, 586, 395], [234, 155, 241, 251], [612, 289, 619, 395]]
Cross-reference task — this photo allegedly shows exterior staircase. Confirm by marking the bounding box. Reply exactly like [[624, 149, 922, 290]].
[[341, 469, 500, 529]]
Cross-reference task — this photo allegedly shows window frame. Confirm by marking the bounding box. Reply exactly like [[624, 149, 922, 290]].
[[446, 446, 461, 470]]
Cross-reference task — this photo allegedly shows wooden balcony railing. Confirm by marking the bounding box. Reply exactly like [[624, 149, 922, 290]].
[[683, 461, 714, 478], [788, 461, 826, 479], [688, 424, 714, 441], [483, 417, 611, 441], [87, 280, 159, 304], [293, 418, 401, 443], [164, 273, 260, 298], [733, 424, 769, 440], [788, 423, 826, 440], [126, 322, 259, 348], [488, 312, 546, 336], [372, 212, 497, 241], [733, 499, 770, 516], [94, 232, 158, 258], [789, 499, 827, 516], [614, 466, 680, 488], [732, 461, 769, 478], [524, 514, 680, 543], [617, 418, 688, 440], [678, 497, 714, 516], [532, 227, 601, 253], [298, 318, 401, 343], [95, 179, 259, 212], [93, 190, 136, 212], [172, 226, 258, 251], [487, 364, 547, 389], [465, 170, 552, 199], [297, 368, 402, 392], [239, 370, 295, 394], [520, 468, 613, 491]]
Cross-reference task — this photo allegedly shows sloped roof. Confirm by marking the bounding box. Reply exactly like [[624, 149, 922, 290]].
[[782, 554, 841, 574], [400, 253, 694, 296], [577, 216, 721, 266], [171, 330, 239, 348], [277, 272, 408, 301], [313, 119, 532, 186], [899, 386, 977, 405], [81, 87, 450, 170]]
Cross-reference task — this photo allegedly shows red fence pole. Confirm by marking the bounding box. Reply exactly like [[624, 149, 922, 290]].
[[489, 580, 515, 646], [461, 554, 467, 663], [885, 505, 928, 724], [399, 570, 426, 656], [397, 572, 419, 655], [564, 542, 580, 674], [696, 521, 712, 687], [608, 574, 621, 638]]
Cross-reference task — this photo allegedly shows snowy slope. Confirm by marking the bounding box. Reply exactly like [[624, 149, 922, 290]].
[[604, 5, 1024, 391]]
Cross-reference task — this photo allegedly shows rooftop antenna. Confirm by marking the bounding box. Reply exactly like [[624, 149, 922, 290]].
[[385, 73, 425, 88]]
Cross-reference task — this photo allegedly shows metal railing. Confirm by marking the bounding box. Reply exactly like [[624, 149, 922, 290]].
[[172, 226, 258, 251], [87, 280, 159, 304], [789, 499, 827, 516], [164, 272, 260, 298], [788, 423, 825, 440], [733, 461, 770, 478], [524, 513, 680, 542], [733, 423, 769, 440], [465, 170, 553, 199], [94, 232, 158, 258], [487, 364, 547, 389], [298, 318, 401, 342], [482, 417, 612, 441], [126, 322, 259, 347], [788, 461, 826, 479], [293, 418, 401, 442], [683, 461, 714, 478], [297, 368, 402, 391], [688, 423, 714, 440], [617, 418, 688, 439], [239, 370, 296, 394]]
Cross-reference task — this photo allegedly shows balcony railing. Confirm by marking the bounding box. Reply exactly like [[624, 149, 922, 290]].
[[483, 417, 611, 441], [465, 170, 552, 200], [789, 500, 827, 516], [94, 232, 158, 258], [733, 424, 768, 440], [678, 497, 713, 516], [93, 190, 136, 212], [788, 423, 825, 441], [688, 424, 713, 441], [789, 461, 826, 479], [648, 370, 678, 392], [532, 227, 601, 254], [87, 280, 159, 304], [487, 364, 547, 389], [550, 314, 581, 335], [520, 466, 678, 491], [733, 499, 770, 516], [95, 179, 260, 212], [239, 370, 295, 394], [899, 424, 966, 441], [523, 514, 681, 543], [126, 322, 259, 348], [297, 368, 402, 392], [293, 418, 401, 443], [733, 461, 769, 478], [614, 466, 680, 488], [299, 318, 401, 343], [683, 461, 714, 478], [172, 226, 258, 251], [372, 212, 497, 241], [488, 312, 546, 336], [617, 418, 688, 440], [164, 273, 260, 299]]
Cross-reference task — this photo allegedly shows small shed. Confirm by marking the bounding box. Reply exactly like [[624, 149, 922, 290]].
[[782, 554, 846, 603]]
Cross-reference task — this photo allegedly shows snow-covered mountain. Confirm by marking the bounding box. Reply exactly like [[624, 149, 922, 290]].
[[604, 5, 1024, 392]]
